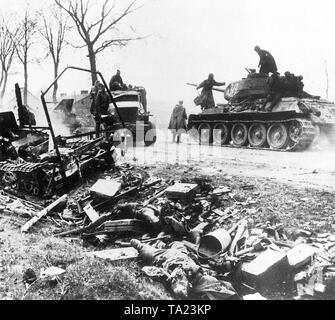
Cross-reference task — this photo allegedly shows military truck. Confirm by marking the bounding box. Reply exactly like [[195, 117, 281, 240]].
[[55, 86, 156, 146], [104, 88, 157, 146]]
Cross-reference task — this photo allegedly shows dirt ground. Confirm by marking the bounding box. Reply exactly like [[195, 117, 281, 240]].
[[1, 134, 335, 300], [127, 130, 335, 190]]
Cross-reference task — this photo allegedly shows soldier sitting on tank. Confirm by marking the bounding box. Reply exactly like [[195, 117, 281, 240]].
[[290, 75, 320, 100], [197, 74, 225, 110], [261, 72, 283, 111], [254, 46, 278, 75], [283, 71, 308, 98], [109, 70, 127, 91], [94, 83, 111, 138]]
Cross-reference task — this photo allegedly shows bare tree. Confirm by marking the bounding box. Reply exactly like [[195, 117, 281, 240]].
[[55, 0, 144, 84], [40, 7, 69, 102], [0, 17, 20, 103], [15, 10, 38, 105]]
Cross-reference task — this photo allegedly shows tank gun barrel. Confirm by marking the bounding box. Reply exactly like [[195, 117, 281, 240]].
[[186, 83, 226, 93]]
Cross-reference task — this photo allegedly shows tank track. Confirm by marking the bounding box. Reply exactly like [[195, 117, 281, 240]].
[[0, 159, 47, 173], [0, 159, 52, 197], [193, 118, 317, 152]]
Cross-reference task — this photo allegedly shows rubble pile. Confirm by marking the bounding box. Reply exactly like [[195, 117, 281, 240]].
[[1, 164, 335, 300]]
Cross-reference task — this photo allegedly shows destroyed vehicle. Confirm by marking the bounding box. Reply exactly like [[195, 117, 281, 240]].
[[0, 130, 115, 198], [188, 71, 335, 151], [103, 88, 157, 146], [0, 84, 50, 160], [0, 74, 116, 198]]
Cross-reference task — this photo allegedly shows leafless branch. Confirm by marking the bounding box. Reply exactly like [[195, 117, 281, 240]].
[[0, 15, 22, 99], [55, 0, 144, 84], [95, 35, 147, 54]]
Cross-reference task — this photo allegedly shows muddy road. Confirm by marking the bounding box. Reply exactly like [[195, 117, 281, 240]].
[[122, 131, 335, 191]]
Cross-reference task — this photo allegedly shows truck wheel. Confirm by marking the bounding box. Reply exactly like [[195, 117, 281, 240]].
[[144, 122, 157, 146], [144, 135, 157, 146]]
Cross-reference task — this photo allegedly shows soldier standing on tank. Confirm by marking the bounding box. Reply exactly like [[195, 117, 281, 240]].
[[197, 74, 225, 110], [94, 83, 110, 138], [254, 46, 278, 75]]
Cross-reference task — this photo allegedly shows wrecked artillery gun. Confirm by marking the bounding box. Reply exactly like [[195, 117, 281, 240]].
[[187, 72, 335, 151], [0, 67, 123, 198]]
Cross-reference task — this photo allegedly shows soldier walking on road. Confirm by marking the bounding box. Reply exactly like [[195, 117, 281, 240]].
[[168, 100, 188, 143]]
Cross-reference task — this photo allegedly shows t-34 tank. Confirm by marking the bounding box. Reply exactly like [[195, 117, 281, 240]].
[[187, 72, 335, 151]]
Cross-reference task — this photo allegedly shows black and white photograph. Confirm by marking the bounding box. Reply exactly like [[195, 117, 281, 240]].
[[0, 0, 335, 306]]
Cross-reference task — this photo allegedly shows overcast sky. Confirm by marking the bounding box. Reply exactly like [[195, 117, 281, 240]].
[[1, 0, 335, 116]]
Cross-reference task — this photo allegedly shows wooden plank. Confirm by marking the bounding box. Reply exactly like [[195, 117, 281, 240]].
[[83, 203, 100, 222], [87, 247, 139, 262], [21, 194, 68, 233]]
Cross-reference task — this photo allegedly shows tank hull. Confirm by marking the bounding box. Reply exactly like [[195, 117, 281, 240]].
[[187, 97, 335, 151]]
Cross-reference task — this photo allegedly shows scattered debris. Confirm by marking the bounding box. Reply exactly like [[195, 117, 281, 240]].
[[88, 247, 139, 262], [40, 267, 66, 280], [165, 183, 199, 200], [198, 228, 232, 259], [287, 244, 318, 270], [22, 269, 37, 285], [90, 179, 122, 198], [21, 194, 68, 233], [2, 162, 335, 301], [83, 204, 100, 223], [239, 248, 289, 289], [243, 292, 267, 300]]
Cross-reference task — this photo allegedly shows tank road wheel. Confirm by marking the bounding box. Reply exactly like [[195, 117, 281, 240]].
[[248, 123, 267, 148], [231, 123, 248, 146], [213, 123, 230, 145], [198, 123, 213, 145], [288, 120, 303, 144], [267, 123, 289, 150]]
